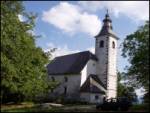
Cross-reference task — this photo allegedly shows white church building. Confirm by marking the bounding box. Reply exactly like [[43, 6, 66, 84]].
[[47, 12, 119, 103]]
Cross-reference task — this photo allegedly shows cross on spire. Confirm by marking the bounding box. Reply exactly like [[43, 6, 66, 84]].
[[106, 9, 109, 15], [103, 8, 111, 23], [105, 9, 109, 18]]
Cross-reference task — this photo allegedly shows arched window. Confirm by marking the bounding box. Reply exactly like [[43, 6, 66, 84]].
[[112, 41, 115, 48], [99, 40, 104, 48]]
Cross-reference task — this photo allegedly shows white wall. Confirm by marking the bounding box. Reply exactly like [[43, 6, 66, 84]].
[[107, 36, 117, 98], [48, 74, 81, 99], [95, 35, 109, 86], [95, 35, 117, 99], [90, 94, 105, 104], [108, 37, 117, 76], [80, 93, 105, 104], [80, 93, 90, 102], [81, 59, 97, 86]]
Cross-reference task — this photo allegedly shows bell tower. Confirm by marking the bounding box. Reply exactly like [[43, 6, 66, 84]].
[[95, 10, 118, 99]]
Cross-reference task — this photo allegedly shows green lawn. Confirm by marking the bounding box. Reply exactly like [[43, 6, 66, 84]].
[[1, 105, 95, 112], [1, 107, 62, 112], [130, 104, 149, 111], [1, 103, 149, 112]]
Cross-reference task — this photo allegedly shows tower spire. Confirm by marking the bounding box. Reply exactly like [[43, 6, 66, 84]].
[[95, 9, 119, 39], [103, 9, 112, 24], [106, 9, 109, 15]]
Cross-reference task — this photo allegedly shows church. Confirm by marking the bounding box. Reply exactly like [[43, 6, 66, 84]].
[[47, 11, 119, 103]]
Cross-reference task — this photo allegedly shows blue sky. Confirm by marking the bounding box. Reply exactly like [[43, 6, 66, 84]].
[[22, 1, 149, 75]]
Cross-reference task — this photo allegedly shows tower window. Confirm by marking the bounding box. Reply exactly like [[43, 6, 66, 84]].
[[112, 41, 115, 48], [99, 40, 104, 48]]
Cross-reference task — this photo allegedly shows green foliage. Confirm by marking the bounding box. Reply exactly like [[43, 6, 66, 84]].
[[121, 21, 149, 103], [1, 1, 52, 103], [117, 72, 137, 103], [130, 104, 149, 111]]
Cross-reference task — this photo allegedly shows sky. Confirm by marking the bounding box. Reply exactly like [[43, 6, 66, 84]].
[[22, 1, 149, 98]]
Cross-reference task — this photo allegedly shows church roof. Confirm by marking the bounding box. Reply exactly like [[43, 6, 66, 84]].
[[80, 74, 106, 94], [47, 51, 98, 75], [95, 11, 119, 40]]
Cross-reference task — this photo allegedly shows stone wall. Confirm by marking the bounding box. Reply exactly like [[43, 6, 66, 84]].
[[48, 74, 81, 100], [80, 93, 105, 104]]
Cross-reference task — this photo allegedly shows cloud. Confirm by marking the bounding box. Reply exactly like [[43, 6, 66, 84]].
[[27, 30, 36, 36], [18, 14, 25, 22], [135, 87, 146, 98], [44, 42, 96, 59], [78, 1, 103, 12], [42, 1, 149, 37], [42, 2, 101, 36], [87, 47, 95, 54], [40, 32, 47, 38], [79, 1, 149, 22], [44, 42, 79, 58]]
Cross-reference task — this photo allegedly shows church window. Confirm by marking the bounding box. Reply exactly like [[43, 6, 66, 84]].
[[51, 77, 55, 82], [112, 41, 115, 48], [95, 95, 99, 100], [64, 86, 67, 95], [64, 77, 68, 82], [99, 40, 104, 48]]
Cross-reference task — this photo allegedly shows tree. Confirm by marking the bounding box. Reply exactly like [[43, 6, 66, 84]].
[[122, 21, 149, 103], [117, 72, 137, 103], [1, 1, 50, 103]]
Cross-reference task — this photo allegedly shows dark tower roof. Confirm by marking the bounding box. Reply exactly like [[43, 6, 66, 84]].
[[95, 10, 119, 39]]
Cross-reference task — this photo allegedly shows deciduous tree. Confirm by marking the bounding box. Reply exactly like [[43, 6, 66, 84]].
[[122, 21, 149, 103], [1, 1, 50, 103], [117, 72, 137, 103]]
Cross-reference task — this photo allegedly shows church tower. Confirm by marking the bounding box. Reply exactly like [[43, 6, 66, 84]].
[[95, 11, 118, 99]]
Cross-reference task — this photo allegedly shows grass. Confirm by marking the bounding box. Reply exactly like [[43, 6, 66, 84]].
[[1, 103, 149, 112], [1, 103, 96, 112], [1, 107, 63, 112], [1, 106, 94, 112], [130, 103, 149, 111]]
